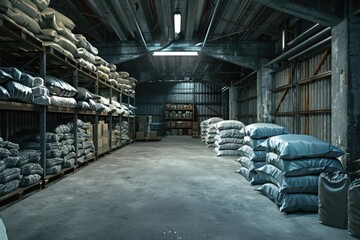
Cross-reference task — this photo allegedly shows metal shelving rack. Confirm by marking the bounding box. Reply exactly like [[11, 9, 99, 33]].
[[0, 16, 135, 207]]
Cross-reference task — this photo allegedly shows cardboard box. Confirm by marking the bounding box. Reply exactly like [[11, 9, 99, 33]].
[[97, 124, 102, 138], [136, 132, 145, 140], [148, 131, 157, 140], [171, 129, 178, 135]]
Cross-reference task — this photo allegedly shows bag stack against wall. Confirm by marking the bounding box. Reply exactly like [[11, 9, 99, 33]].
[[237, 123, 290, 185], [18, 149, 42, 187], [67, 119, 95, 165], [213, 120, 245, 156], [120, 121, 130, 144], [0, 137, 21, 196], [256, 134, 345, 213]]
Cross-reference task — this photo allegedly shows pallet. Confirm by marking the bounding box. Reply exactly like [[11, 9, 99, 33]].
[[0, 181, 43, 210], [136, 137, 161, 142], [75, 157, 95, 170]]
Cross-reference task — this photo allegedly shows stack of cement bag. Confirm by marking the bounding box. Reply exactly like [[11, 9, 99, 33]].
[[0, 136, 43, 196], [112, 123, 122, 147], [37, 6, 78, 60], [256, 134, 344, 213], [201, 117, 223, 147], [0, 137, 21, 196], [200, 120, 208, 142], [213, 120, 245, 156], [68, 120, 95, 165], [73, 34, 98, 71], [0, 0, 47, 36], [107, 64, 119, 88], [75, 87, 97, 111], [46, 75, 77, 108], [18, 149, 42, 187], [120, 121, 130, 144], [237, 123, 290, 185], [0, 67, 51, 105]]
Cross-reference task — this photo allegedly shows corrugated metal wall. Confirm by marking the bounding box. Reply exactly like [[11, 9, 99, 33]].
[[272, 48, 332, 142], [238, 76, 257, 124], [0, 111, 39, 139], [194, 82, 222, 124], [136, 81, 224, 133]]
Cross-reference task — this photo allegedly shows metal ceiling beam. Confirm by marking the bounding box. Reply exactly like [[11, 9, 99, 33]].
[[204, 53, 262, 70], [185, 0, 198, 41], [192, 0, 220, 75], [87, 0, 127, 41], [254, 0, 344, 27]]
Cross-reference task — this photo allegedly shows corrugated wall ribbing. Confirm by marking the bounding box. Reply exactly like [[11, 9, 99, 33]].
[[272, 48, 332, 142], [0, 111, 38, 139], [194, 82, 222, 124], [136, 82, 223, 131], [238, 77, 257, 125]]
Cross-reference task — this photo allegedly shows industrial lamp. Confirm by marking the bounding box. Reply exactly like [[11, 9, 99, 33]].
[[174, 10, 181, 34]]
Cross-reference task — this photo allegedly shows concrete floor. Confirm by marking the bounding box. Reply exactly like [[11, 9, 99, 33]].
[[0, 136, 353, 240]]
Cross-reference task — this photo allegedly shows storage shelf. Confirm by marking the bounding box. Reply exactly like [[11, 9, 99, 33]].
[[165, 118, 193, 120], [165, 108, 193, 111], [0, 101, 42, 112], [48, 106, 76, 114], [0, 13, 136, 207], [165, 126, 193, 129]]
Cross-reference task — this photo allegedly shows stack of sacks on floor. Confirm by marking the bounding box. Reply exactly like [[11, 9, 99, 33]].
[[18, 149, 42, 187], [46, 75, 77, 108], [0, 0, 45, 36], [202, 117, 223, 147], [120, 121, 130, 144], [0, 137, 21, 196], [0, 67, 51, 105], [256, 134, 345, 213], [213, 120, 245, 156], [237, 123, 291, 185], [200, 120, 208, 142], [67, 120, 95, 165], [0, 136, 43, 196]]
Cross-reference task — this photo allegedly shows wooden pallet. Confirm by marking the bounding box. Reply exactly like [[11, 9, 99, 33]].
[[0, 181, 43, 210]]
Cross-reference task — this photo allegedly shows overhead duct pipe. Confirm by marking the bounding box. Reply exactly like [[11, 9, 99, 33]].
[[265, 27, 331, 67]]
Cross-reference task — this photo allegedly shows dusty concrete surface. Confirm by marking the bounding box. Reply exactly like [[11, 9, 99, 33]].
[[0, 136, 352, 240]]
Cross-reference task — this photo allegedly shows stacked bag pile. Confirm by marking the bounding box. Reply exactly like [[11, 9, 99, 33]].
[[237, 123, 290, 185], [213, 120, 245, 157], [0, 136, 43, 197], [120, 121, 130, 144], [0, 137, 21, 196], [68, 120, 95, 165], [0, 67, 50, 105], [46, 75, 77, 108], [256, 134, 344, 213], [75, 87, 97, 111], [201, 117, 223, 148], [18, 149, 43, 187], [0, 0, 46, 37]]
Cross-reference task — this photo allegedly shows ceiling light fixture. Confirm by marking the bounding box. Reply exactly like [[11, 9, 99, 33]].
[[174, 10, 181, 34], [153, 51, 198, 56]]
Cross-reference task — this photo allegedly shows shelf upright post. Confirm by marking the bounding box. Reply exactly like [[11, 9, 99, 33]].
[[119, 92, 123, 146], [94, 78, 99, 159], [109, 88, 113, 150], [40, 51, 47, 184], [132, 94, 136, 141], [73, 69, 78, 165]]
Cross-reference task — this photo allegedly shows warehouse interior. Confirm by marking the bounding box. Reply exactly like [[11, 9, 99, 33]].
[[0, 0, 360, 239]]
